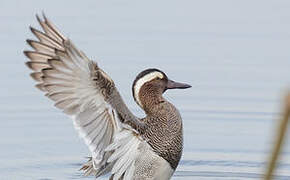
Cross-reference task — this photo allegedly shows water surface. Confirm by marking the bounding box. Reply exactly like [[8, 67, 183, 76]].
[[1, 0, 290, 179]]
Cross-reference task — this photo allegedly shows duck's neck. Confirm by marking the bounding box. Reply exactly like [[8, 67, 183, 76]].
[[138, 86, 165, 114]]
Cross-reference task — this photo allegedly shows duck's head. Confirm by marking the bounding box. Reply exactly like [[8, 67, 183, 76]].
[[132, 68, 191, 109]]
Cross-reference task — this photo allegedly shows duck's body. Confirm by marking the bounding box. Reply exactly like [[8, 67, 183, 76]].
[[107, 100, 182, 180], [24, 14, 191, 180]]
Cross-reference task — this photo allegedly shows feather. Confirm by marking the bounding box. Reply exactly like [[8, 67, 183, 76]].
[[47, 91, 75, 101], [42, 13, 66, 41], [108, 137, 135, 163], [30, 72, 43, 82], [42, 68, 74, 81], [36, 14, 63, 43], [42, 76, 73, 86], [46, 59, 74, 75], [30, 27, 64, 50], [26, 62, 50, 71], [24, 14, 144, 179], [26, 39, 55, 55], [44, 84, 73, 94], [87, 119, 109, 152], [54, 97, 79, 109], [35, 83, 46, 91], [24, 51, 52, 62], [74, 107, 105, 127], [123, 162, 135, 180]]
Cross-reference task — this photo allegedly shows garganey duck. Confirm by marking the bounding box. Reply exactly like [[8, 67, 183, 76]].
[[24, 14, 191, 180]]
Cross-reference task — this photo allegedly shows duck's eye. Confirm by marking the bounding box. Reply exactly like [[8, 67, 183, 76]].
[[156, 77, 161, 80]]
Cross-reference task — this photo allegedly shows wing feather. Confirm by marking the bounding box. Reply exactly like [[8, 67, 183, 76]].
[[30, 26, 64, 49], [47, 59, 74, 75], [35, 83, 46, 91], [26, 62, 50, 71], [27, 39, 55, 54], [36, 14, 64, 43], [106, 128, 142, 180], [30, 72, 43, 82], [124, 162, 135, 180], [42, 69, 75, 81], [24, 14, 144, 178], [24, 51, 53, 62]]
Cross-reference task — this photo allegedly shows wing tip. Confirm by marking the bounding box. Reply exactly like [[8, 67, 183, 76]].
[[23, 50, 30, 58], [35, 13, 42, 23], [29, 26, 35, 32], [42, 11, 48, 22], [25, 39, 40, 51], [35, 83, 47, 91], [29, 26, 41, 36], [35, 11, 47, 23], [25, 61, 32, 69], [30, 72, 43, 82], [26, 39, 34, 47]]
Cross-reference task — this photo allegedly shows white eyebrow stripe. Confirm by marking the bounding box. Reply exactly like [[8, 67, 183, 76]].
[[134, 72, 164, 108]]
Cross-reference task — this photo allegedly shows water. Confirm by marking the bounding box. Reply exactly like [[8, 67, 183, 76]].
[[1, 0, 290, 179]]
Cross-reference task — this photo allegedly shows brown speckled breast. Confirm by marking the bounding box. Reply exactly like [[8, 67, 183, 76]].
[[140, 101, 183, 169]]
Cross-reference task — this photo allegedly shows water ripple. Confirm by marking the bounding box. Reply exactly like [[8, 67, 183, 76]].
[[174, 171, 290, 179], [180, 160, 290, 168]]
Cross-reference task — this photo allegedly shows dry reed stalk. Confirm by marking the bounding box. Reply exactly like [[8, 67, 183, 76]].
[[264, 93, 290, 180]]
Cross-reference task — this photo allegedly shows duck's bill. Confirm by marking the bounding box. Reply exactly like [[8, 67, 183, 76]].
[[166, 80, 192, 89]]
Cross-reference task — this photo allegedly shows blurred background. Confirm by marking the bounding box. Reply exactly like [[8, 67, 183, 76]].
[[0, 0, 290, 179]]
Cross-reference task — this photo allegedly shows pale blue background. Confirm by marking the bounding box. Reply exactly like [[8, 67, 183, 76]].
[[1, 0, 290, 179]]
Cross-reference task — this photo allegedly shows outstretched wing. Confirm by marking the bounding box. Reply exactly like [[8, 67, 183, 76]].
[[24, 14, 144, 178]]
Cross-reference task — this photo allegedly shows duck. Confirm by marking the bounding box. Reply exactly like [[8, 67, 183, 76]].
[[24, 14, 191, 180]]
